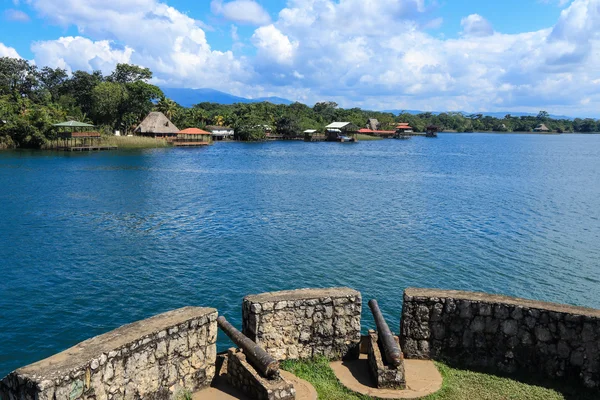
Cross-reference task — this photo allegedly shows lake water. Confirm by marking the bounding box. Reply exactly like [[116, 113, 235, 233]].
[[1, 134, 599, 376]]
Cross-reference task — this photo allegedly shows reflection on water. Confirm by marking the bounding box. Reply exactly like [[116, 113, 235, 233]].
[[0, 134, 599, 375]]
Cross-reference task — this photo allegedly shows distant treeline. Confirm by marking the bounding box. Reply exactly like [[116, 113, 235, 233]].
[[1, 57, 598, 148]]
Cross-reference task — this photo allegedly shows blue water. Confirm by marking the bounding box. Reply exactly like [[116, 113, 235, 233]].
[[1, 134, 599, 376]]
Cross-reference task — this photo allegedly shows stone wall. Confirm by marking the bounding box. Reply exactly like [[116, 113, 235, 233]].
[[367, 331, 405, 389], [226, 349, 295, 400], [401, 288, 600, 388], [242, 287, 362, 360], [0, 307, 218, 400]]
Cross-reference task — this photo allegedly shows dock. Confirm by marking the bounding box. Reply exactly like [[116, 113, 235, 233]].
[[304, 135, 327, 142], [61, 146, 118, 151], [172, 142, 211, 147]]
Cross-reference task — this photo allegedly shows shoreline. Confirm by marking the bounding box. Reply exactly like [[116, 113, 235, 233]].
[[1, 131, 599, 151]]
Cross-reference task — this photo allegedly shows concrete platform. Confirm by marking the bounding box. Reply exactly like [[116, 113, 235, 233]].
[[193, 371, 317, 400], [330, 355, 443, 399]]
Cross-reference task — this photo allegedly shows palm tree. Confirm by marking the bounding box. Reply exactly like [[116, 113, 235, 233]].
[[213, 115, 225, 126], [155, 96, 178, 120]]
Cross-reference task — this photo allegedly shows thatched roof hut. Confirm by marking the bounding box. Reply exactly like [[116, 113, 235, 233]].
[[367, 118, 380, 131], [534, 123, 550, 132], [135, 112, 179, 137]]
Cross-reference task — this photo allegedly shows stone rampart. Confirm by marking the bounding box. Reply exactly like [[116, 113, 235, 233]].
[[242, 287, 362, 360], [0, 307, 218, 400], [226, 349, 295, 400], [400, 288, 600, 388]]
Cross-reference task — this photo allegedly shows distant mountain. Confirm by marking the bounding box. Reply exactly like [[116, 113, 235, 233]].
[[162, 88, 575, 119], [383, 109, 573, 120], [161, 88, 293, 107]]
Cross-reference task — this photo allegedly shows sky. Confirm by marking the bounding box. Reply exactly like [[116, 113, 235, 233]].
[[1, 0, 599, 117]]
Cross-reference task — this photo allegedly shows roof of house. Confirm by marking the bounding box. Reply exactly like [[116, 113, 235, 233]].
[[53, 121, 95, 128], [326, 122, 352, 129], [135, 112, 179, 134], [178, 128, 211, 135], [396, 124, 413, 129], [205, 125, 233, 131], [535, 123, 550, 131], [304, 129, 317, 134]]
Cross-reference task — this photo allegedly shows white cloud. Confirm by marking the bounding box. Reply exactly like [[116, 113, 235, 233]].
[[31, 37, 133, 74], [231, 25, 239, 41], [0, 42, 21, 58], [211, 0, 271, 25], [28, 0, 252, 92], [4, 9, 30, 22], [460, 14, 494, 37], [252, 25, 297, 65], [13, 0, 600, 116]]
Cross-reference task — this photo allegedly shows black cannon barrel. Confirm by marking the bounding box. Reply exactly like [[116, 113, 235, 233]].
[[217, 316, 280, 378], [368, 299, 402, 367]]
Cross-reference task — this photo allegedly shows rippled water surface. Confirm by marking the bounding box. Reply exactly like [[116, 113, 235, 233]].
[[1, 134, 600, 375]]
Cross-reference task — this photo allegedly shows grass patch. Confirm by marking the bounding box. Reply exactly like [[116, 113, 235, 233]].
[[281, 357, 595, 400], [355, 134, 383, 141], [102, 135, 171, 149], [173, 388, 192, 400]]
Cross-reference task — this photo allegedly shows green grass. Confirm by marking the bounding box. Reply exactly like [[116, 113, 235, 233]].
[[281, 357, 596, 400], [102, 135, 172, 149], [355, 134, 383, 141], [173, 388, 192, 400]]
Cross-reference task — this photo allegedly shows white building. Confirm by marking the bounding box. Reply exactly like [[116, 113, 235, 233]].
[[206, 126, 235, 140]]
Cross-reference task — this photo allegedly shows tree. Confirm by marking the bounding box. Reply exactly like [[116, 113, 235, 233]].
[[537, 111, 550, 120], [122, 81, 163, 124], [63, 70, 104, 116], [155, 96, 178, 120], [91, 81, 129, 128], [38, 67, 68, 102], [109, 64, 152, 84], [234, 113, 266, 141], [0, 57, 39, 100], [213, 115, 225, 126], [276, 115, 301, 138]]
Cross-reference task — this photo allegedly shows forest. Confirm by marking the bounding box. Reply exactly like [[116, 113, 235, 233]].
[[1, 57, 598, 148]]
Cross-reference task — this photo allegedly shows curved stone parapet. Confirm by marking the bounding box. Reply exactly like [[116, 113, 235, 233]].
[[400, 288, 600, 388], [242, 287, 362, 360], [0, 307, 218, 400]]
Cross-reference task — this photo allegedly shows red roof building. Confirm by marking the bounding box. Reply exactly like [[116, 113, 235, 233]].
[[174, 128, 213, 146], [178, 128, 212, 135]]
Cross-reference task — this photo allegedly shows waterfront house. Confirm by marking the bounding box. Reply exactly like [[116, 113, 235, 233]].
[[173, 128, 213, 147], [426, 125, 440, 137], [325, 122, 358, 142], [52, 120, 114, 151], [304, 129, 326, 142], [396, 123, 414, 133], [205, 125, 234, 141], [135, 112, 179, 138], [533, 123, 550, 133]]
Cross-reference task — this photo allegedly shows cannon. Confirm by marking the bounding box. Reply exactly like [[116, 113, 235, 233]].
[[368, 299, 402, 368], [217, 316, 280, 379]]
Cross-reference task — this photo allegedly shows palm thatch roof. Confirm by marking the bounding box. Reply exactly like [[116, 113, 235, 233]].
[[367, 118, 379, 131], [135, 112, 179, 134], [534, 123, 550, 132]]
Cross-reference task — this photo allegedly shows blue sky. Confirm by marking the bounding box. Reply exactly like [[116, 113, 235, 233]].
[[1, 0, 599, 116]]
